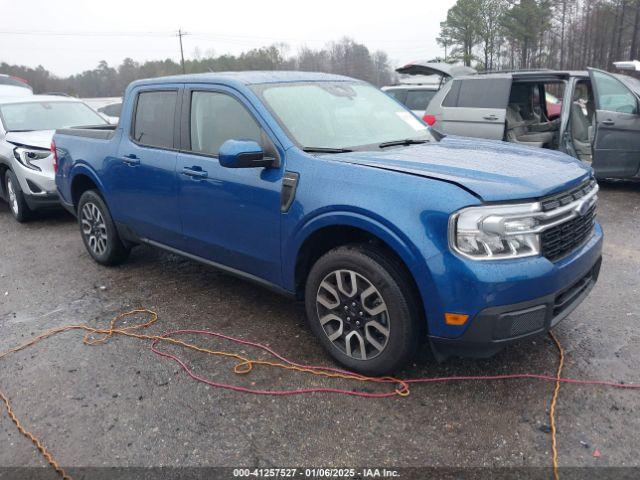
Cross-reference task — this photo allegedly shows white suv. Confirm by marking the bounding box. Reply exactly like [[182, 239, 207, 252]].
[[0, 95, 108, 221]]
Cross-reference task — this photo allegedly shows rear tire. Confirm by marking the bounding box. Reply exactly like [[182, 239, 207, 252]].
[[304, 244, 421, 375], [5, 170, 32, 223], [77, 190, 130, 266]]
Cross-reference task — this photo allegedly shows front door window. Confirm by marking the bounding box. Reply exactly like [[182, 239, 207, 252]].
[[592, 70, 638, 115]]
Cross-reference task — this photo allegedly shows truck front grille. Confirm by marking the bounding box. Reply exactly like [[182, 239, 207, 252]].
[[540, 179, 598, 262]]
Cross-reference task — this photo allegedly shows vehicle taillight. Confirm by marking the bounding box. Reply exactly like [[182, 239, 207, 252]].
[[10, 75, 29, 86], [423, 114, 436, 126], [51, 140, 58, 173]]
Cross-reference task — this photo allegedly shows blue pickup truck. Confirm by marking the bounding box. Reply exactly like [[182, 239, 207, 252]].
[[53, 71, 602, 374]]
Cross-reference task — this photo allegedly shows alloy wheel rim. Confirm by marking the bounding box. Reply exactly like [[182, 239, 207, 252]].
[[7, 178, 18, 215], [315, 269, 390, 360], [81, 202, 108, 256]]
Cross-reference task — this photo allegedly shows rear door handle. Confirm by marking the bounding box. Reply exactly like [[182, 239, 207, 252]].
[[121, 154, 140, 166], [601, 119, 615, 126], [181, 167, 208, 179], [483, 115, 499, 121]]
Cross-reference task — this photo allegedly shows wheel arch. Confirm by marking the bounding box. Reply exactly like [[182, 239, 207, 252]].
[[69, 165, 106, 210], [0, 163, 9, 199], [288, 212, 432, 316]]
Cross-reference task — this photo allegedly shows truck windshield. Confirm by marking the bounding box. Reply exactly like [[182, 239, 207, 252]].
[[0, 101, 107, 131], [253, 82, 434, 150]]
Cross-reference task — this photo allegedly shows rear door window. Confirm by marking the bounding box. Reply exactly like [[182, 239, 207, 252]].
[[405, 90, 436, 110], [442, 81, 461, 107], [132, 91, 177, 149], [443, 78, 510, 109]]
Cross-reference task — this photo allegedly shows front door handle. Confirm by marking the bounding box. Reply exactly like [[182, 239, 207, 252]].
[[483, 115, 499, 121], [601, 119, 615, 126], [121, 154, 140, 166], [181, 167, 208, 179]]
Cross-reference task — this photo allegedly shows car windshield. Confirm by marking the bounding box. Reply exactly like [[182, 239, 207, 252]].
[[0, 101, 107, 131], [253, 82, 434, 150]]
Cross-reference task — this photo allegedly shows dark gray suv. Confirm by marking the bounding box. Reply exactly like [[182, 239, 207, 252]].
[[425, 68, 640, 180]]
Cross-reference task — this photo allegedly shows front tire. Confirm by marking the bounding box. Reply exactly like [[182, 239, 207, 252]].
[[305, 244, 420, 375], [77, 190, 130, 266], [5, 170, 32, 223]]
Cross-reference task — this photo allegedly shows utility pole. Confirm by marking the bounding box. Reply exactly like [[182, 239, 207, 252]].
[[177, 29, 187, 74]]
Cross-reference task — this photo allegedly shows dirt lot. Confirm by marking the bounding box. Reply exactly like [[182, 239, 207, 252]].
[[0, 181, 639, 478]]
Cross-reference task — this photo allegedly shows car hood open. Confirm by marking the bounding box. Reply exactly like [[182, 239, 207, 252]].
[[5, 130, 55, 150], [330, 136, 592, 202]]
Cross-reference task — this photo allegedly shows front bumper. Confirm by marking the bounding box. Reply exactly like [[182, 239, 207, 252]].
[[24, 192, 60, 210], [431, 256, 601, 359], [11, 157, 59, 210]]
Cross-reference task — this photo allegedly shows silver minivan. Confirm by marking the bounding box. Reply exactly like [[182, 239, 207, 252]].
[[425, 67, 640, 180], [384, 61, 476, 122]]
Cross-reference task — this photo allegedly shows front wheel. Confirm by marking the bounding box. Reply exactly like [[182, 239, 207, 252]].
[[305, 244, 421, 375], [5, 170, 32, 223], [77, 190, 130, 266]]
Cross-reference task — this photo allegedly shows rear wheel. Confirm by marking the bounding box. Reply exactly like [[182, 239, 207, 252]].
[[305, 244, 420, 375], [77, 190, 130, 266], [5, 170, 32, 223]]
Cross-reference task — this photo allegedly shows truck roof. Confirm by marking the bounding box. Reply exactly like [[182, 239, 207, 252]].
[[128, 71, 356, 89]]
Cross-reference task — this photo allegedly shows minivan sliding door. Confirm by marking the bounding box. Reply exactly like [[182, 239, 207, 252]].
[[439, 77, 511, 140]]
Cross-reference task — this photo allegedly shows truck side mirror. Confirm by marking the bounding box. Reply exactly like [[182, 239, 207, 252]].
[[218, 139, 274, 168]]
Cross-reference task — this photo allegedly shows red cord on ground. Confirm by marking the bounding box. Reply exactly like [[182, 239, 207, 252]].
[[152, 328, 640, 397]]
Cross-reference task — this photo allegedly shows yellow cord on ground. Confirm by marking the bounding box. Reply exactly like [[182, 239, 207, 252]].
[[549, 331, 565, 480], [0, 309, 566, 480], [0, 309, 409, 479], [0, 389, 72, 480]]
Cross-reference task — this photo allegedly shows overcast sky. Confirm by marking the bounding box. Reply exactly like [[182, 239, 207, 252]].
[[1, 0, 455, 77]]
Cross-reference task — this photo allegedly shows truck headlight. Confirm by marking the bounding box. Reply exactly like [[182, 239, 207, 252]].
[[449, 203, 542, 260], [13, 147, 50, 172]]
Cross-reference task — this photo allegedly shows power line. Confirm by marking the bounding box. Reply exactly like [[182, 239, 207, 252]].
[[0, 30, 172, 37], [0, 29, 438, 47]]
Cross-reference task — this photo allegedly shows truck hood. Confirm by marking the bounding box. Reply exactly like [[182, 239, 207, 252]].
[[331, 136, 592, 202], [5, 130, 54, 150]]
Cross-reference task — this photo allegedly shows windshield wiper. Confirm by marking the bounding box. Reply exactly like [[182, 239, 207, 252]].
[[302, 147, 353, 154], [378, 139, 429, 148], [7, 129, 34, 133]]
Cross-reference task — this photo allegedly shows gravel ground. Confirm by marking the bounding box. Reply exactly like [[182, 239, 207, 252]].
[[0, 181, 639, 478]]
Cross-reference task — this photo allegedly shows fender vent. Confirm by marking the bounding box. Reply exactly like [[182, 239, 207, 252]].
[[280, 171, 299, 213]]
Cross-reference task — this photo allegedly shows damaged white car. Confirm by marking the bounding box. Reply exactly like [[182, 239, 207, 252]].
[[0, 95, 108, 221]]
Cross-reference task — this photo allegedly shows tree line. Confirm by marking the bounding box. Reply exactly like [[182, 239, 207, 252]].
[[4, 2, 638, 98], [438, 0, 640, 71], [0, 38, 394, 98]]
